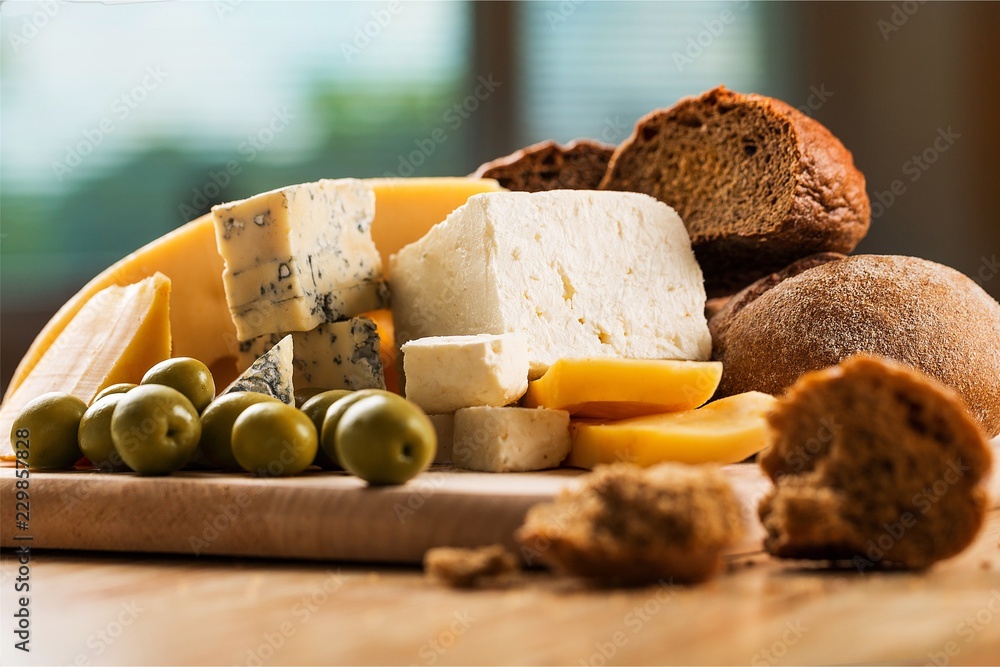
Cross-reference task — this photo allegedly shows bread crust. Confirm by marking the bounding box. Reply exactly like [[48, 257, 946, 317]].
[[758, 354, 993, 569], [473, 139, 614, 192], [712, 254, 1000, 437], [600, 86, 870, 296]]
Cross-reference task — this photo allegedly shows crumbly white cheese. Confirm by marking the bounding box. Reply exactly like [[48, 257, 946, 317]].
[[238, 317, 385, 392], [401, 333, 528, 414], [212, 179, 387, 340], [390, 190, 711, 379], [223, 334, 294, 404], [452, 406, 571, 472]]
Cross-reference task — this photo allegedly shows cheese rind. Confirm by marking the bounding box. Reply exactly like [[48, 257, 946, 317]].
[[212, 179, 385, 340], [390, 191, 711, 379], [401, 333, 529, 414], [238, 318, 385, 392], [224, 335, 295, 405], [567, 392, 777, 469], [523, 358, 723, 419], [1, 275, 172, 458], [452, 406, 571, 472]]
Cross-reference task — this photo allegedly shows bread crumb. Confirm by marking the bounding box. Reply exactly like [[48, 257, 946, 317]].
[[516, 463, 743, 585], [424, 545, 520, 588]]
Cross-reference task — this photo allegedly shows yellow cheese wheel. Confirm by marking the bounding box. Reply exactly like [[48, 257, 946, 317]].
[[566, 391, 777, 469], [1, 274, 172, 459], [522, 358, 723, 419]]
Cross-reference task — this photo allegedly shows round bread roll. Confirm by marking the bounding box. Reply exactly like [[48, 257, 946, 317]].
[[711, 254, 1000, 436]]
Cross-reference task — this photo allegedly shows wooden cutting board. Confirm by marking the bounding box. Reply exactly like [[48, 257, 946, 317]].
[[3, 440, 997, 564], [0, 463, 772, 563]]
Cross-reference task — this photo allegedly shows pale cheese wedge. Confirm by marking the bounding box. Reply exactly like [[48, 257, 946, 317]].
[[1, 274, 172, 459]]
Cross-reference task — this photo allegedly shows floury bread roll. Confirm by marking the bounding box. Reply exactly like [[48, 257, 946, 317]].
[[390, 191, 712, 379], [710, 254, 1000, 436], [600, 87, 870, 296]]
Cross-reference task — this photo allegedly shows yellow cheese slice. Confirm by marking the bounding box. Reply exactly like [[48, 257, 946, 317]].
[[1, 274, 173, 459], [522, 358, 723, 419], [566, 391, 777, 469], [367, 177, 503, 275], [4, 213, 238, 400]]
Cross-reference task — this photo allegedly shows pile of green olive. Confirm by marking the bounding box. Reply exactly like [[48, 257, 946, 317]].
[[11, 357, 437, 485]]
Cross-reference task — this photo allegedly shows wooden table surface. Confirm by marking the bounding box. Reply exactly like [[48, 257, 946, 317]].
[[1, 509, 998, 665]]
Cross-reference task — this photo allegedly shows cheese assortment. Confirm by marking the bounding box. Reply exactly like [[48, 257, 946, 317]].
[[4, 175, 776, 474], [401, 333, 529, 414], [390, 190, 712, 379], [0, 275, 172, 459], [452, 406, 571, 472], [523, 358, 723, 419], [239, 317, 385, 392]]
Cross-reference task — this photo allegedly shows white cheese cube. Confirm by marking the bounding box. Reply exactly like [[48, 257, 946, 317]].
[[401, 333, 529, 414], [223, 334, 294, 404], [390, 190, 711, 379], [238, 317, 385, 392], [212, 179, 387, 340], [452, 406, 571, 472], [428, 413, 454, 465]]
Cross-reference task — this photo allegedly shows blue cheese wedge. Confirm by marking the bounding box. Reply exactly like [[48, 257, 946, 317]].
[[401, 333, 529, 414], [452, 406, 571, 472], [238, 317, 385, 392], [223, 334, 294, 404], [390, 190, 711, 379], [212, 178, 388, 340]]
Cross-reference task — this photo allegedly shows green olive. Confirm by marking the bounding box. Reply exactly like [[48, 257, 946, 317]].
[[11, 392, 86, 470], [92, 383, 137, 404], [301, 390, 353, 468], [141, 357, 216, 413], [335, 394, 436, 485], [294, 387, 327, 409], [79, 394, 129, 472], [199, 392, 282, 470], [231, 402, 317, 476], [111, 384, 202, 475], [318, 389, 391, 466]]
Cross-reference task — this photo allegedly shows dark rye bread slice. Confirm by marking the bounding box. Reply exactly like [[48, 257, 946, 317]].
[[473, 139, 614, 192], [599, 86, 870, 297], [758, 355, 993, 569], [711, 254, 1000, 437], [516, 463, 742, 585]]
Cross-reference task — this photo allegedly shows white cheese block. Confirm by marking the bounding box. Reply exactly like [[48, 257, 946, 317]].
[[212, 178, 387, 340], [390, 190, 711, 379], [238, 317, 385, 392], [223, 334, 294, 404], [428, 413, 454, 465], [452, 406, 571, 472], [401, 333, 528, 414]]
